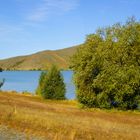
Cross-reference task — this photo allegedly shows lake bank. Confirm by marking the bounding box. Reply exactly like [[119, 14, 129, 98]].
[[0, 70, 75, 99], [0, 91, 140, 140]]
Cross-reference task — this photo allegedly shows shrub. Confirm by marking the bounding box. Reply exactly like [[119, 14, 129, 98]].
[[36, 65, 66, 100], [0, 67, 3, 72]]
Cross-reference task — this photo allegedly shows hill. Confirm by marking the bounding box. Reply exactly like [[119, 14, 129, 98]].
[[0, 46, 79, 70]]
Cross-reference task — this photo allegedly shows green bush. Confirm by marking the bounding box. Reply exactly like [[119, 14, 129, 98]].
[[70, 18, 140, 110], [0, 67, 3, 72], [36, 65, 66, 100]]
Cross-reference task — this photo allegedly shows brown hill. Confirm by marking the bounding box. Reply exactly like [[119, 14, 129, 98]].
[[0, 46, 79, 70]]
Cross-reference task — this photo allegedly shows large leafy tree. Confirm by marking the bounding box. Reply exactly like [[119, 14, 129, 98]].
[[70, 18, 140, 110], [36, 65, 66, 100]]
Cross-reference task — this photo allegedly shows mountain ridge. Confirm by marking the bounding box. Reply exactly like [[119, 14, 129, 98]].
[[0, 45, 80, 70]]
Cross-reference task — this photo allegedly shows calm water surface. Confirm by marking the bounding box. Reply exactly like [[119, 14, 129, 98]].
[[0, 71, 75, 99]]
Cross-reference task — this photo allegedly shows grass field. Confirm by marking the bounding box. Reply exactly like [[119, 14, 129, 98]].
[[0, 91, 140, 140]]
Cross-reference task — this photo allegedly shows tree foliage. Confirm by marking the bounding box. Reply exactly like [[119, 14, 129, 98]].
[[36, 65, 66, 100], [70, 18, 140, 110], [0, 68, 4, 89], [0, 67, 3, 72]]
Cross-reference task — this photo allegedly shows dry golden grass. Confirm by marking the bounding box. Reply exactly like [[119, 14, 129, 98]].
[[0, 91, 140, 140]]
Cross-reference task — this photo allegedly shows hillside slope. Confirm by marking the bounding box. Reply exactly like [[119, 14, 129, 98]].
[[0, 46, 79, 70]]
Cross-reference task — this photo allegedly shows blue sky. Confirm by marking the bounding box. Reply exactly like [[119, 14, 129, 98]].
[[0, 0, 140, 59]]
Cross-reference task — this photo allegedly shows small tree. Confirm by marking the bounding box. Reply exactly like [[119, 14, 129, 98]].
[[36, 71, 46, 96], [0, 67, 3, 72], [36, 65, 66, 100], [0, 68, 4, 89]]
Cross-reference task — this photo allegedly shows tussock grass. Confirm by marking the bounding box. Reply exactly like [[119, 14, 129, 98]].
[[0, 91, 140, 140]]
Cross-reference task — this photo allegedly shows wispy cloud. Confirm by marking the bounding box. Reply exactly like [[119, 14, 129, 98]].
[[119, 0, 138, 4], [0, 0, 79, 37], [0, 0, 79, 53], [0, 25, 23, 34], [0, 24, 31, 43], [26, 0, 79, 22]]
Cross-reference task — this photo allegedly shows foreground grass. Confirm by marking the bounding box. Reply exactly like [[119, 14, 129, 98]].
[[0, 91, 140, 140]]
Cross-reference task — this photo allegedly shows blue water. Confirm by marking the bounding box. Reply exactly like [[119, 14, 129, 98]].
[[0, 71, 75, 99]]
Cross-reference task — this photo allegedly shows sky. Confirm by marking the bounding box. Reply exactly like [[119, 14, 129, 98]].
[[0, 0, 140, 59]]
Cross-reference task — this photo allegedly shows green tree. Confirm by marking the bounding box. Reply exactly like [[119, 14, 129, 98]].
[[70, 18, 140, 110], [36, 71, 46, 96], [0, 67, 3, 72], [0, 67, 4, 89], [36, 65, 66, 100]]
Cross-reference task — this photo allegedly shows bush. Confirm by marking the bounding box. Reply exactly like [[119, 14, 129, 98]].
[[70, 18, 140, 110], [0, 67, 3, 72], [36, 65, 66, 100]]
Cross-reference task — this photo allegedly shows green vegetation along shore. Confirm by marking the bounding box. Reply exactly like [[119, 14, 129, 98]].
[[0, 91, 140, 140]]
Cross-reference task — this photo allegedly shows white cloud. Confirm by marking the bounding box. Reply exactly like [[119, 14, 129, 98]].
[[120, 0, 137, 4], [0, 25, 23, 34], [0, 0, 79, 43], [0, 24, 31, 43], [26, 0, 79, 22]]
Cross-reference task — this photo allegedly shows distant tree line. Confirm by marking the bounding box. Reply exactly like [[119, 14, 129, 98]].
[[70, 18, 140, 110]]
